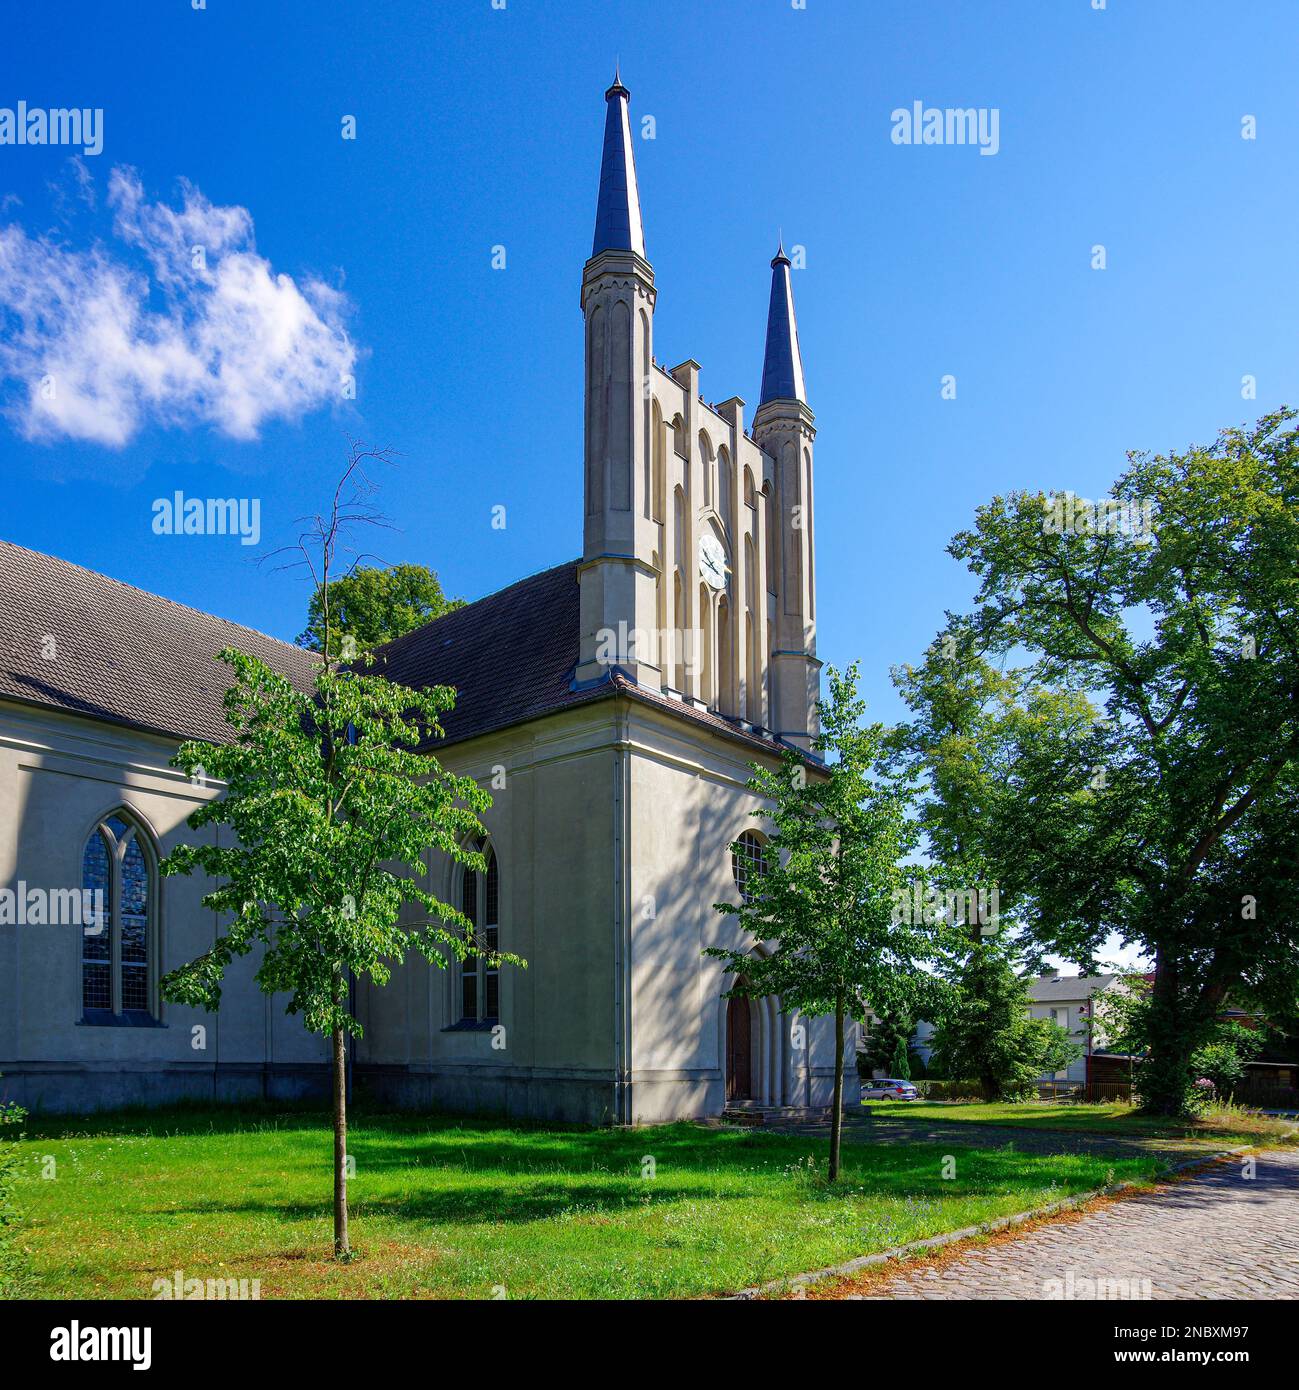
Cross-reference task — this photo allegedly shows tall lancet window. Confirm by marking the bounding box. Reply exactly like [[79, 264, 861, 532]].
[[80, 812, 157, 1021], [457, 840, 501, 1026]]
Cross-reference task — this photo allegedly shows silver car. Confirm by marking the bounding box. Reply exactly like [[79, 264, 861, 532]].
[[861, 1077, 920, 1101]]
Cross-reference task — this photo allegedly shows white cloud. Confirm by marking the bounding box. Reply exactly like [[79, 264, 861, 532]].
[[0, 167, 357, 447]]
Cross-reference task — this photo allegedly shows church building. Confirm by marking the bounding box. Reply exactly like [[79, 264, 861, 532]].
[[0, 75, 846, 1123]]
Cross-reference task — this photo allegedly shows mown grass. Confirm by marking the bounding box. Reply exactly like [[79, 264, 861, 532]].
[[10, 1104, 1167, 1300], [863, 1099, 1299, 1145]]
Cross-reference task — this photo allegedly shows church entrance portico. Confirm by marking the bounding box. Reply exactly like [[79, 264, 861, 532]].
[[721, 975, 790, 1108]]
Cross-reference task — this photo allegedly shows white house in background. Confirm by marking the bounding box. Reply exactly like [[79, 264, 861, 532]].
[[1026, 971, 1122, 1083]]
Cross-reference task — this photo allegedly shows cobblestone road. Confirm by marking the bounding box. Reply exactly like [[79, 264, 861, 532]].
[[848, 1148, 1299, 1300]]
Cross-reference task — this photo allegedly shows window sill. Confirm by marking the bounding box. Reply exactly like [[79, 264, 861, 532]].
[[441, 1019, 499, 1033], [78, 1011, 165, 1029]]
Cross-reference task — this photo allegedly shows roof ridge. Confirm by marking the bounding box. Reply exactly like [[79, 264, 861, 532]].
[[0, 538, 312, 660], [373, 557, 580, 655]]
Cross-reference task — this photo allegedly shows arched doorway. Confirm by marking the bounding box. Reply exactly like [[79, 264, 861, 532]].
[[725, 994, 752, 1101]]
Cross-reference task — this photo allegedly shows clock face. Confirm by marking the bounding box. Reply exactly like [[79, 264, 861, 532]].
[[699, 533, 728, 590]]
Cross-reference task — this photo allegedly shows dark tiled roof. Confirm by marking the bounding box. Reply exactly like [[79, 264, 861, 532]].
[[1026, 973, 1118, 1002], [374, 557, 812, 761], [371, 560, 597, 746], [0, 539, 317, 744]]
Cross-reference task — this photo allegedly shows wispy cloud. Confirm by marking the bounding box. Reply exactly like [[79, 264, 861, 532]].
[[0, 167, 358, 447]]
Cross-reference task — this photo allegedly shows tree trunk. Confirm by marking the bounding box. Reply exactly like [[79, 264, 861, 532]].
[[828, 989, 845, 1183], [1142, 950, 1193, 1117], [332, 1018, 349, 1258]]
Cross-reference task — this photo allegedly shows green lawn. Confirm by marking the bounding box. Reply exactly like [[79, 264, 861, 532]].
[[10, 1104, 1167, 1300], [863, 1099, 1299, 1145]]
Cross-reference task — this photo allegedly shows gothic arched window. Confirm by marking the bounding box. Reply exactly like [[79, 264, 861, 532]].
[[81, 811, 157, 1020], [731, 830, 769, 905], [457, 841, 501, 1025]]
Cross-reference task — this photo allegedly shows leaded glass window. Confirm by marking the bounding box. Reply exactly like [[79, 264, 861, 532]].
[[80, 812, 155, 1019], [457, 841, 500, 1025], [731, 830, 769, 906]]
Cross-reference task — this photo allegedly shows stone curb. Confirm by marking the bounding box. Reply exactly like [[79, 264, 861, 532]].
[[724, 1143, 1255, 1300]]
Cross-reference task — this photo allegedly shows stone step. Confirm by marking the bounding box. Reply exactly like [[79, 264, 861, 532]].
[[721, 1103, 838, 1126]]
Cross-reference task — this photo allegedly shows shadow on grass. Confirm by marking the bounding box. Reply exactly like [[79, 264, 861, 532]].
[[132, 1136, 1149, 1228]]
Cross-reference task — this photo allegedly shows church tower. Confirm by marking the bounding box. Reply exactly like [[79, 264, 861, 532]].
[[753, 241, 819, 747], [576, 70, 662, 688]]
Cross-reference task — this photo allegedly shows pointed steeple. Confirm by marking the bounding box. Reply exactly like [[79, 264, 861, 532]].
[[759, 240, 806, 405], [591, 68, 646, 259]]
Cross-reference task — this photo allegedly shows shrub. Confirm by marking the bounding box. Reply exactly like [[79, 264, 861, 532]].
[[0, 1086, 28, 1296], [915, 1079, 985, 1101]]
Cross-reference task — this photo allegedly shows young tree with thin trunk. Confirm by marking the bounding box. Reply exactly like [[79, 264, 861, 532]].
[[161, 444, 516, 1257], [710, 664, 950, 1182]]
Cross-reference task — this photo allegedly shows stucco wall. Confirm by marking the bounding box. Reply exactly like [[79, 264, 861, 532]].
[[356, 702, 620, 1125], [3, 691, 852, 1124], [623, 700, 847, 1122], [0, 699, 326, 1113]]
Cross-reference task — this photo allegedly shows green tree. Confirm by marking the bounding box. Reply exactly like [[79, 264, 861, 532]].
[[1094, 976, 1267, 1107], [299, 562, 463, 660], [710, 664, 953, 1181], [163, 454, 516, 1258], [930, 942, 1079, 1101], [859, 1006, 916, 1080], [908, 409, 1299, 1115]]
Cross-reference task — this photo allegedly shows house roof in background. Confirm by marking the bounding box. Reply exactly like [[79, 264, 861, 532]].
[[1027, 973, 1119, 1003]]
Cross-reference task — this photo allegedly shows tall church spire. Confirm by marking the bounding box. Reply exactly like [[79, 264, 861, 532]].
[[578, 73, 658, 691], [759, 240, 806, 405], [753, 239, 818, 751], [592, 68, 645, 259]]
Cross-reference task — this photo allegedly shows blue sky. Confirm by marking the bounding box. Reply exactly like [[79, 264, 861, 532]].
[[3, 0, 1298, 733]]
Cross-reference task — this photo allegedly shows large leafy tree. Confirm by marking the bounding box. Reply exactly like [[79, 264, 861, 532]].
[[710, 664, 953, 1181], [908, 408, 1299, 1115], [1092, 975, 1269, 1107], [299, 562, 463, 659], [929, 941, 1078, 1101], [163, 449, 514, 1257]]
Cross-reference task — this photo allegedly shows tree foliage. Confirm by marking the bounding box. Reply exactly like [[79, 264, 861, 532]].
[[710, 664, 955, 1180], [299, 562, 463, 660], [859, 1006, 917, 1080], [1093, 975, 1269, 1108], [162, 652, 511, 1035], [897, 409, 1299, 1115], [929, 942, 1079, 1101], [163, 444, 512, 1257]]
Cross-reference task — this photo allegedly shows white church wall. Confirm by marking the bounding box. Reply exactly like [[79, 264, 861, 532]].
[[357, 701, 624, 1125], [622, 701, 845, 1122], [0, 699, 327, 1113]]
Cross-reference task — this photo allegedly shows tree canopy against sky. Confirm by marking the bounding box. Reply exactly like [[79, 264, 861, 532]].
[[897, 408, 1299, 1114]]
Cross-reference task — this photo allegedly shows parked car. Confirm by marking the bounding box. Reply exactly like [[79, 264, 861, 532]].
[[861, 1078, 920, 1101]]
